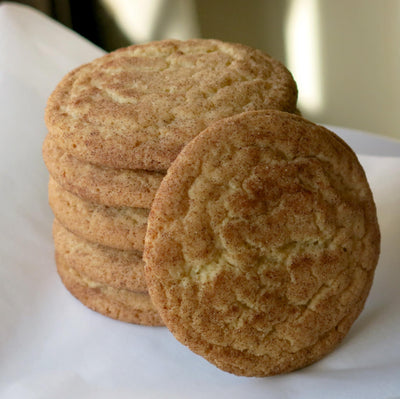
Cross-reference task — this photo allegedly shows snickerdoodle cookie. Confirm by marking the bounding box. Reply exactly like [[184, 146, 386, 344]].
[[45, 39, 297, 171], [53, 219, 147, 292], [43, 134, 164, 208], [56, 250, 163, 326], [144, 110, 380, 376], [48, 178, 148, 251]]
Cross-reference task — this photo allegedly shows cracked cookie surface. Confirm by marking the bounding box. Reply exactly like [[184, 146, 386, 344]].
[[45, 39, 297, 171], [144, 110, 380, 376]]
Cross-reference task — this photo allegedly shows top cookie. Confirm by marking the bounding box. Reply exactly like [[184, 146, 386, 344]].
[[45, 39, 298, 171], [144, 110, 380, 376]]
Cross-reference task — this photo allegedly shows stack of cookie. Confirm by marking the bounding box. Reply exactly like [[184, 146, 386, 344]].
[[44, 39, 381, 377], [43, 39, 298, 327], [43, 144, 164, 325]]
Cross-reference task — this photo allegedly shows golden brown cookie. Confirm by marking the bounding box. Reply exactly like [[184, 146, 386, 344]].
[[56, 250, 163, 326], [53, 219, 147, 292], [144, 110, 380, 376], [43, 134, 164, 208], [48, 178, 148, 251], [45, 39, 298, 171]]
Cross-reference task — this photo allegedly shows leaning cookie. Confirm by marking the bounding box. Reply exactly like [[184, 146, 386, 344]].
[[53, 219, 147, 292], [48, 178, 148, 251], [144, 110, 380, 376], [43, 134, 164, 209], [45, 39, 298, 171], [56, 250, 163, 326]]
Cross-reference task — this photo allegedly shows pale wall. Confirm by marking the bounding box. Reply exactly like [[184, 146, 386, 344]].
[[195, 0, 400, 139]]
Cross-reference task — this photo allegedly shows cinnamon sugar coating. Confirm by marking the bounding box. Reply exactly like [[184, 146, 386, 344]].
[[144, 110, 380, 376]]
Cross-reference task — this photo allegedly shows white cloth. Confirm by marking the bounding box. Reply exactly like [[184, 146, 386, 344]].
[[1, 3, 400, 398]]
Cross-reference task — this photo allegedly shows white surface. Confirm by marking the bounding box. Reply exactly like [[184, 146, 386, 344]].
[[1, 3, 400, 398]]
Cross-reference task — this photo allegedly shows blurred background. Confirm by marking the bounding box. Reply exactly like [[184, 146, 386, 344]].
[[7, 0, 400, 139]]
